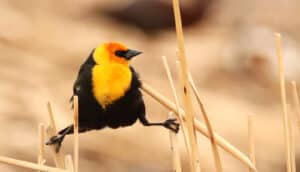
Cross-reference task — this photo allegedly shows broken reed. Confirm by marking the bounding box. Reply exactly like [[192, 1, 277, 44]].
[[162, 56, 191, 160], [169, 112, 182, 172], [0, 155, 68, 172], [38, 123, 45, 172], [172, 0, 201, 171], [73, 96, 79, 172], [65, 155, 74, 172], [46, 102, 65, 168], [291, 81, 300, 133], [275, 33, 292, 172], [189, 75, 223, 172], [141, 83, 256, 170], [248, 115, 256, 172]]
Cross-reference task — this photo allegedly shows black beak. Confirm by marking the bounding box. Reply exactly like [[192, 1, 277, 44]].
[[124, 49, 142, 59]]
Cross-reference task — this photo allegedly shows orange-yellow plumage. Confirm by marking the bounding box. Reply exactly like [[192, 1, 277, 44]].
[[92, 64, 132, 108], [91, 42, 132, 108]]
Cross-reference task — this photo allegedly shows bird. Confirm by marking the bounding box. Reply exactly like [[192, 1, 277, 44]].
[[46, 42, 179, 152]]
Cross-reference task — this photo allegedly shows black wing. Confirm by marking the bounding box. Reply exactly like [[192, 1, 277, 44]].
[[129, 66, 142, 89], [70, 64, 93, 108], [70, 50, 95, 104]]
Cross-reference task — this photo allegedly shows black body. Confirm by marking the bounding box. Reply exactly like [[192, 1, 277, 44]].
[[47, 50, 179, 152], [75, 63, 144, 130]]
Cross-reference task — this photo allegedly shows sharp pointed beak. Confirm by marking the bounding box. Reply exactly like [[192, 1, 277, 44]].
[[124, 49, 142, 59]]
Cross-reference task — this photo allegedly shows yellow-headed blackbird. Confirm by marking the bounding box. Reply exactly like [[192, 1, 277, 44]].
[[46, 42, 179, 152]]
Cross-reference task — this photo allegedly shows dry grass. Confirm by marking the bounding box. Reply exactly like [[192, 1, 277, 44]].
[[172, 0, 201, 171], [37, 123, 45, 172], [168, 112, 182, 172], [248, 114, 256, 172], [189, 74, 223, 172], [46, 102, 65, 168], [73, 96, 79, 172], [64, 155, 74, 172], [0, 0, 300, 172], [275, 33, 292, 172]]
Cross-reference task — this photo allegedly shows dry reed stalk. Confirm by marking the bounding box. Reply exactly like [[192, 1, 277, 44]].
[[287, 103, 296, 172], [141, 83, 256, 170], [290, 125, 296, 172], [64, 155, 74, 172], [175, 60, 191, 140], [188, 75, 223, 172], [47, 102, 57, 132], [291, 81, 299, 172], [73, 96, 79, 172], [38, 123, 46, 172], [162, 56, 191, 157], [248, 115, 256, 172], [172, 0, 201, 171], [291, 81, 300, 133], [46, 102, 65, 168], [0, 155, 68, 172], [275, 33, 292, 172], [169, 112, 182, 172]]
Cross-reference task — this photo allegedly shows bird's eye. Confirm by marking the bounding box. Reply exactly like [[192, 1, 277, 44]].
[[115, 50, 126, 57]]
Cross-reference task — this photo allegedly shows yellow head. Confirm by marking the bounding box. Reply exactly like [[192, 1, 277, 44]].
[[93, 42, 142, 65]]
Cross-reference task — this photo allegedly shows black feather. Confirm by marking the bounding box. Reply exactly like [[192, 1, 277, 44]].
[[47, 48, 179, 152]]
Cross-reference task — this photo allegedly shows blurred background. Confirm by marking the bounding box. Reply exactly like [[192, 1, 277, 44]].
[[1, 0, 300, 171]]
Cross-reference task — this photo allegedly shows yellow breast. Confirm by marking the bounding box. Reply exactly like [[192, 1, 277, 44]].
[[92, 64, 132, 109]]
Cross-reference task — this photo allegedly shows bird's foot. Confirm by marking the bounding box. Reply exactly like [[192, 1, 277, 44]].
[[163, 118, 180, 133], [46, 134, 65, 153]]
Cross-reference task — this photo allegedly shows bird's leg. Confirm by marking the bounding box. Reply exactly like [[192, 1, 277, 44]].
[[139, 116, 180, 133], [46, 124, 74, 152]]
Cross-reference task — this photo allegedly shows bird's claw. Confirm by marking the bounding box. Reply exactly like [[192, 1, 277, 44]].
[[46, 135, 64, 153], [164, 118, 180, 133]]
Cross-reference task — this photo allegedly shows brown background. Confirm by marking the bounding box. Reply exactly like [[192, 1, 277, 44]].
[[1, 0, 300, 171]]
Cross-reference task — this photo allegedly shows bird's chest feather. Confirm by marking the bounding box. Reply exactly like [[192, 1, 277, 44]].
[[92, 64, 132, 109]]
